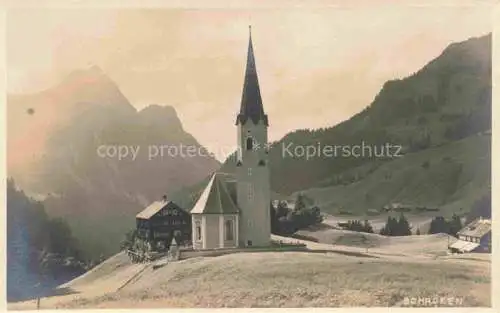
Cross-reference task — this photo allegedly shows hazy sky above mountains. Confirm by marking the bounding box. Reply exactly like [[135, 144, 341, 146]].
[[7, 3, 492, 158]]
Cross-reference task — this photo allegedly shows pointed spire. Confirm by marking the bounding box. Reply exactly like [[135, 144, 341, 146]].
[[236, 26, 268, 126]]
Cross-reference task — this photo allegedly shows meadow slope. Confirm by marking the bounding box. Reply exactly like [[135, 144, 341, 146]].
[[8, 234, 490, 309]]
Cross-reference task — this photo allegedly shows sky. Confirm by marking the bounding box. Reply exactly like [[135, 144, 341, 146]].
[[6, 2, 493, 160]]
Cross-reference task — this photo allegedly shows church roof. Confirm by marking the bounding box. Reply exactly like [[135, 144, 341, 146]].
[[236, 27, 268, 126], [190, 172, 239, 214]]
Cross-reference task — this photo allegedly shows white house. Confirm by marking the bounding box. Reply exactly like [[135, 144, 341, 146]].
[[449, 217, 491, 253]]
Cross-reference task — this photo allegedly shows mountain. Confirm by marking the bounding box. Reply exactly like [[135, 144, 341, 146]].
[[175, 34, 491, 218], [7, 67, 220, 259], [7, 66, 135, 183]]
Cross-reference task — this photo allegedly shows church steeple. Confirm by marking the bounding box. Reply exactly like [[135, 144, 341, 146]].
[[236, 26, 268, 126]]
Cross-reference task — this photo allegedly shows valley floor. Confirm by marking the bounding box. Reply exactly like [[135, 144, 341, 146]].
[[8, 234, 491, 309]]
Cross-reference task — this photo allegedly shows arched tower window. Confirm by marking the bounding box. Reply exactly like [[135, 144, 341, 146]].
[[246, 137, 253, 150]]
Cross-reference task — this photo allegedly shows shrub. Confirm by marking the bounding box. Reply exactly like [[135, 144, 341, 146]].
[[342, 219, 374, 233], [428, 214, 463, 237], [380, 214, 411, 236], [270, 196, 324, 236]]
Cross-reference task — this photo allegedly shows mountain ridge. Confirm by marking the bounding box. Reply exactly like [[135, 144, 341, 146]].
[[7, 67, 220, 259], [174, 33, 491, 218]]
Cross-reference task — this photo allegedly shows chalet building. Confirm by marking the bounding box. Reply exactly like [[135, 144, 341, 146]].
[[190, 27, 271, 249], [136, 196, 191, 251], [449, 217, 491, 253]]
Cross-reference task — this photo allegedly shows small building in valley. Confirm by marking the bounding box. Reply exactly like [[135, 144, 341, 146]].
[[136, 196, 191, 251], [449, 217, 491, 253]]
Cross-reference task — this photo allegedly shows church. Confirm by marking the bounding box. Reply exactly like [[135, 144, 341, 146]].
[[190, 28, 271, 249]]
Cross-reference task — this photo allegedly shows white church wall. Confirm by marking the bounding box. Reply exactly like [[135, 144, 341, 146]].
[[204, 214, 220, 249], [236, 118, 271, 247]]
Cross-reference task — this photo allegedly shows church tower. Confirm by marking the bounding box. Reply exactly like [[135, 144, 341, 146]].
[[235, 27, 271, 247]]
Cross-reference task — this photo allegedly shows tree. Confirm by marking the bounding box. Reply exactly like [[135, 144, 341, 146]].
[[275, 201, 289, 219], [345, 219, 374, 233], [380, 216, 398, 236], [362, 220, 374, 233], [270, 202, 279, 234], [294, 194, 307, 211], [448, 214, 463, 237], [120, 229, 137, 251], [428, 216, 449, 234], [6, 179, 86, 301], [47, 218, 74, 255], [379, 215, 410, 236], [397, 213, 412, 236], [311, 206, 324, 224], [269, 198, 323, 235]]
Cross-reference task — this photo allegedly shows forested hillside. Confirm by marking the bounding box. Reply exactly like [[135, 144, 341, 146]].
[[7, 179, 88, 302], [174, 34, 491, 217]]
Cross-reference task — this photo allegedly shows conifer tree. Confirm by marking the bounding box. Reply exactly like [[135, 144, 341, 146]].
[[363, 220, 374, 233], [397, 213, 412, 236], [448, 214, 463, 237]]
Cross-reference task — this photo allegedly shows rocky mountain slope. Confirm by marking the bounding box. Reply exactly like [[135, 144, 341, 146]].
[[7, 67, 220, 259]]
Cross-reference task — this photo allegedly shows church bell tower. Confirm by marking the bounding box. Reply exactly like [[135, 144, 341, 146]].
[[235, 26, 271, 247]]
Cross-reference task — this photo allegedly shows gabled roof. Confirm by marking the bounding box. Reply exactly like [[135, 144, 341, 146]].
[[136, 200, 185, 219], [457, 218, 491, 238], [236, 26, 268, 126], [449, 239, 479, 252], [190, 173, 239, 214]]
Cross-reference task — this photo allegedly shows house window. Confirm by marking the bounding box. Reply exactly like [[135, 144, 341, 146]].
[[195, 222, 201, 241], [246, 137, 253, 150], [225, 220, 234, 241]]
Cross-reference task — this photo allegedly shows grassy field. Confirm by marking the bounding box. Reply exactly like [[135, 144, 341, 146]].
[[295, 134, 490, 217], [296, 224, 455, 255], [320, 213, 436, 234], [8, 236, 491, 309]]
